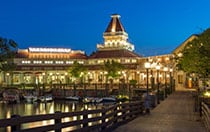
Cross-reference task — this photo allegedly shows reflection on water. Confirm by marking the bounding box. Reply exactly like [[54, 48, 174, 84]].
[[0, 100, 111, 119], [0, 100, 115, 131]]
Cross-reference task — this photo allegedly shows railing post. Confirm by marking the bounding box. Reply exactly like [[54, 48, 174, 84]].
[[55, 111, 61, 132], [199, 97, 203, 117], [129, 103, 133, 118], [113, 106, 118, 125], [122, 105, 126, 121], [101, 110, 106, 130], [11, 115, 21, 132], [83, 111, 88, 128], [138, 102, 144, 114]]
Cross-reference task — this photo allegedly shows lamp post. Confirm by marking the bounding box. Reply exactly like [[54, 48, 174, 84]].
[[145, 61, 151, 96], [169, 68, 173, 94], [42, 72, 46, 96], [150, 63, 154, 91], [64, 72, 68, 84], [156, 64, 160, 104], [6, 73, 10, 86], [164, 67, 168, 98]]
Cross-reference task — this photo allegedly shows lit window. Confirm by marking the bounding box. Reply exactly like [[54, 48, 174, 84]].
[[66, 61, 73, 64], [55, 61, 64, 64], [98, 60, 104, 64], [44, 61, 53, 64], [33, 60, 42, 64], [88, 60, 94, 64], [78, 61, 84, 64], [165, 57, 170, 61], [131, 59, 137, 63], [125, 59, 130, 63], [21, 60, 31, 64]]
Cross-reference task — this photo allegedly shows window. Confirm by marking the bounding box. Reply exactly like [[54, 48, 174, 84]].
[[44, 61, 53, 64], [22, 60, 31, 64], [66, 61, 73, 64], [13, 74, 20, 83], [125, 59, 130, 63], [33, 60, 42, 64], [98, 60, 104, 64], [55, 61, 64, 64], [131, 59, 137, 63], [178, 75, 183, 84], [78, 61, 84, 64]]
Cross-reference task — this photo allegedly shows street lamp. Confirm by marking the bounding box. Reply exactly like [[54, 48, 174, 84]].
[[6, 73, 10, 86], [163, 67, 168, 98], [150, 62, 156, 91], [145, 61, 151, 96], [169, 68, 173, 94], [42, 72, 46, 84], [156, 63, 160, 104], [65, 72, 68, 84]]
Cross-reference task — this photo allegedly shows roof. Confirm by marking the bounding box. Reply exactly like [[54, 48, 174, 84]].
[[105, 14, 125, 33], [172, 34, 198, 54], [15, 50, 87, 59], [89, 49, 141, 59], [69, 52, 87, 59]]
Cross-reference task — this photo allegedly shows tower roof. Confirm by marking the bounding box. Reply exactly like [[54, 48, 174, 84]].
[[89, 49, 141, 59], [105, 14, 125, 33]]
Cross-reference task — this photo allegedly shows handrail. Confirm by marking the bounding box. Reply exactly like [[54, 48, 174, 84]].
[[201, 102, 210, 131], [0, 101, 144, 132]]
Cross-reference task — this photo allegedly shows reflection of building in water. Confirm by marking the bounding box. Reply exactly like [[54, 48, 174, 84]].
[[0, 14, 195, 90]]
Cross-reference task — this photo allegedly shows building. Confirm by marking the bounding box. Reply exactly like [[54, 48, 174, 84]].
[[172, 35, 199, 90], [0, 14, 191, 95]]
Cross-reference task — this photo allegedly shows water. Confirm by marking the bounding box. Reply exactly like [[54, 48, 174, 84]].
[[0, 100, 114, 118], [0, 100, 115, 131]]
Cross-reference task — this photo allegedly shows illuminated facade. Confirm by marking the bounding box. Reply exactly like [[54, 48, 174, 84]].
[[1, 14, 187, 91], [2, 47, 87, 87], [172, 35, 199, 90]]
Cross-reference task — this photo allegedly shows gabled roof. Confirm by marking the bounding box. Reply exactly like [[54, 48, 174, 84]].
[[105, 14, 125, 33], [172, 34, 198, 54], [89, 49, 141, 59]]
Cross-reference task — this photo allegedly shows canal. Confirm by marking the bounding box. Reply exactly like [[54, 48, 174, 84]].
[[0, 100, 116, 132], [0, 100, 112, 119]]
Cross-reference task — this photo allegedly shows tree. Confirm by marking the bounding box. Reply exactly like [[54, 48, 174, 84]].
[[104, 60, 124, 81], [0, 37, 18, 85], [104, 60, 124, 79], [103, 60, 124, 95], [68, 61, 87, 83], [68, 61, 87, 96], [176, 28, 210, 85], [0, 37, 17, 63]]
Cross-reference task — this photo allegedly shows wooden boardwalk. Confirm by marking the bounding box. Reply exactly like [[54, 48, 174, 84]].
[[114, 91, 207, 132]]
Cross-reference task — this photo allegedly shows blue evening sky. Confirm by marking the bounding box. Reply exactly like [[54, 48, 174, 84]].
[[1, 0, 210, 56]]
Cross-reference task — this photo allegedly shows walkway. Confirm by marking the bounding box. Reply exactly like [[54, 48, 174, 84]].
[[114, 91, 206, 132]]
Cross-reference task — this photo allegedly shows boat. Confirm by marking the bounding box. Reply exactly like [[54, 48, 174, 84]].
[[38, 95, 53, 102], [94, 98, 103, 103], [82, 97, 93, 103], [102, 97, 116, 102], [24, 95, 38, 103], [82, 97, 103, 104], [3, 88, 20, 103], [65, 96, 81, 101]]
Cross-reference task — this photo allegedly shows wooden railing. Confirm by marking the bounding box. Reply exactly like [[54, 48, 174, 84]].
[[0, 101, 144, 132], [201, 102, 210, 131]]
